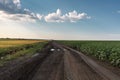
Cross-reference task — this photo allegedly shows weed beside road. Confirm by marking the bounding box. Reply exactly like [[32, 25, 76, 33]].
[[0, 39, 47, 66], [59, 41, 120, 67]]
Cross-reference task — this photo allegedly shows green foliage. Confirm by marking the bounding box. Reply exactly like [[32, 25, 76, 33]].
[[59, 41, 120, 67]]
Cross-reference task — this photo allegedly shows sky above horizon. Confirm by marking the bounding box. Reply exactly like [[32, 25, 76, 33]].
[[0, 0, 120, 40]]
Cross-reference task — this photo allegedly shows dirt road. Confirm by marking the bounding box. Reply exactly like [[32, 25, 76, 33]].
[[0, 41, 120, 80]]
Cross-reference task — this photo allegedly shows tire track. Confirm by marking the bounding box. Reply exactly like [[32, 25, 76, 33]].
[[62, 43, 120, 80], [64, 49, 104, 80], [31, 49, 64, 80], [0, 41, 120, 80]]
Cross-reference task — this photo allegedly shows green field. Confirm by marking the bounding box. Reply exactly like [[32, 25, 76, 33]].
[[0, 39, 47, 66], [59, 41, 120, 67]]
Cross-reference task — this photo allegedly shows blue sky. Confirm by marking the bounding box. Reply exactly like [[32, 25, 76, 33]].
[[0, 0, 120, 40]]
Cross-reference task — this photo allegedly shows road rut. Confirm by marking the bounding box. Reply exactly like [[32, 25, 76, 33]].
[[0, 41, 120, 80]]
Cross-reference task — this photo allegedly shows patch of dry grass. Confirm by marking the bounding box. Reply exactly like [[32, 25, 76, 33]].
[[0, 39, 45, 48]]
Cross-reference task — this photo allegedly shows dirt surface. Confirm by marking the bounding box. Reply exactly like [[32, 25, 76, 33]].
[[86, 54, 120, 76], [0, 41, 120, 80], [64, 50, 104, 80]]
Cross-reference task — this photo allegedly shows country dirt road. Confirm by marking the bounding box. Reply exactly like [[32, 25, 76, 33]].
[[0, 41, 120, 80]]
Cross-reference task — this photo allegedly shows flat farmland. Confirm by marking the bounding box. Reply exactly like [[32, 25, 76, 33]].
[[0, 39, 47, 66], [0, 39, 45, 48], [58, 41, 120, 67], [0, 41, 120, 80]]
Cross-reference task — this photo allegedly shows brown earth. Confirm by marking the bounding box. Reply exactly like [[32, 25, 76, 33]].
[[0, 41, 120, 80]]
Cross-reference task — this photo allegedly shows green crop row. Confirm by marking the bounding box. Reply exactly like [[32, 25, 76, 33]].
[[59, 41, 120, 67]]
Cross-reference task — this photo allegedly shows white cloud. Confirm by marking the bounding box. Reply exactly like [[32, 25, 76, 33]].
[[0, 0, 90, 23], [36, 13, 43, 20], [65, 11, 91, 22], [0, 0, 21, 10], [0, 10, 36, 22], [0, 0, 43, 22], [45, 9, 91, 23], [45, 9, 64, 22], [13, 0, 21, 9]]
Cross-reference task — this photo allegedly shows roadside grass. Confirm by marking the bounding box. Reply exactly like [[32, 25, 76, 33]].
[[59, 41, 120, 67], [0, 39, 47, 57], [0, 42, 47, 66]]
